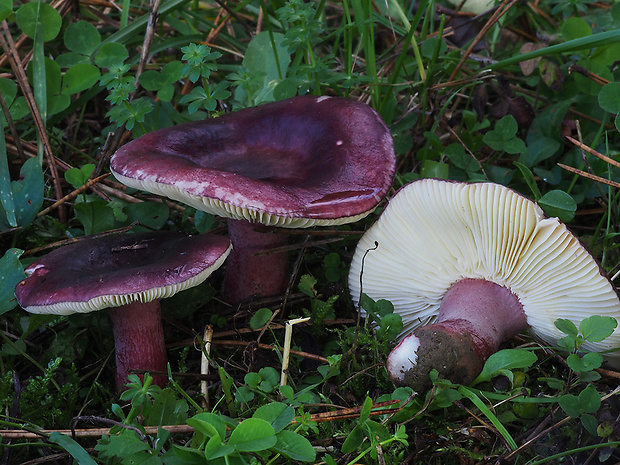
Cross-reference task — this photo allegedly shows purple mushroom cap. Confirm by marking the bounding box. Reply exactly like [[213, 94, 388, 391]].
[[16, 231, 231, 390], [110, 96, 396, 303]]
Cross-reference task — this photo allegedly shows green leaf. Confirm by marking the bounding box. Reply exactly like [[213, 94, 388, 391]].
[[250, 307, 272, 330], [0, 158, 44, 230], [187, 412, 226, 440], [253, 402, 294, 433], [62, 64, 101, 95], [95, 42, 129, 68], [580, 315, 618, 343], [298, 274, 317, 297], [513, 161, 541, 200], [49, 432, 97, 464], [555, 318, 579, 337], [274, 430, 316, 462], [581, 413, 599, 436], [578, 384, 601, 414], [16, 2, 62, 41], [194, 210, 215, 233], [64, 164, 95, 189], [538, 190, 576, 222], [420, 160, 449, 179], [359, 396, 373, 423], [0, 248, 26, 315], [237, 31, 291, 105], [0, 0, 12, 22], [567, 352, 603, 372], [123, 201, 169, 231], [227, 418, 276, 452], [561, 17, 592, 41], [0, 78, 17, 106], [73, 200, 115, 235], [376, 313, 403, 341], [341, 424, 364, 454], [472, 349, 538, 385], [559, 393, 581, 418], [64, 21, 101, 55]]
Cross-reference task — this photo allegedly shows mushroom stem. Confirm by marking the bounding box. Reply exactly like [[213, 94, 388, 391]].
[[108, 300, 168, 391], [387, 278, 527, 391], [224, 219, 290, 304]]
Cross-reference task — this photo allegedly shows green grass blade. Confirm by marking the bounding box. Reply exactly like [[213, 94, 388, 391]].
[[458, 385, 518, 451], [489, 29, 620, 70], [0, 112, 16, 226]]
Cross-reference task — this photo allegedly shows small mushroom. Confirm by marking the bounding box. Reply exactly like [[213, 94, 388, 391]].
[[349, 178, 620, 391], [110, 96, 395, 303], [15, 231, 231, 391]]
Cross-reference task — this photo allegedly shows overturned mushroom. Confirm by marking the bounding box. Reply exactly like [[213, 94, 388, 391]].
[[349, 178, 620, 391], [15, 231, 231, 391], [110, 96, 395, 303]]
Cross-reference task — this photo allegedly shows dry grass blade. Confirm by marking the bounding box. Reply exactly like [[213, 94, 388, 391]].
[[566, 135, 620, 170], [558, 163, 620, 189]]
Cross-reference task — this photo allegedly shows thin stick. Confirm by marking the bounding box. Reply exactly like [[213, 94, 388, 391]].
[[558, 163, 620, 189], [449, 0, 518, 81], [37, 174, 110, 218]]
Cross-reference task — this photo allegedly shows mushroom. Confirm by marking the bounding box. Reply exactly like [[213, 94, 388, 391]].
[[110, 96, 395, 303], [15, 231, 231, 391], [348, 178, 620, 391]]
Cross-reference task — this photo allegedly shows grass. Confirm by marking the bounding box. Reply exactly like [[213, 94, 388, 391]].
[[1, 0, 620, 463]]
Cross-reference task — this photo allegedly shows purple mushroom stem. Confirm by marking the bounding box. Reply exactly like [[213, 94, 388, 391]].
[[387, 278, 527, 390], [109, 300, 169, 391], [224, 219, 290, 304]]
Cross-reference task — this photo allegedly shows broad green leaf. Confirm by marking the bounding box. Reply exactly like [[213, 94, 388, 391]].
[[341, 424, 364, 454], [598, 82, 620, 114], [253, 402, 294, 433], [0, 0, 11, 22], [274, 430, 316, 462], [95, 43, 129, 68], [123, 201, 169, 231], [567, 352, 603, 372], [538, 190, 576, 222], [472, 349, 538, 385], [0, 78, 17, 106], [73, 200, 115, 235], [578, 384, 601, 414], [194, 210, 214, 233], [581, 413, 599, 436], [49, 432, 97, 465], [555, 318, 579, 337], [559, 393, 581, 418], [64, 21, 101, 55], [0, 248, 25, 315], [62, 64, 101, 95], [420, 160, 449, 179], [227, 418, 276, 452], [187, 412, 226, 440], [204, 435, 235, 460], [237, 31, 290, 106], [579, 315, 618, 343], [16, 2, 61, 41], [0, 158, 44, 229], [249, 307, 272, 330], [561, 17, 592, 41]]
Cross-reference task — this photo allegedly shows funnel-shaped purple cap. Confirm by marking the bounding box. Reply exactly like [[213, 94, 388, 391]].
[[110, 96, 395, 227]]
